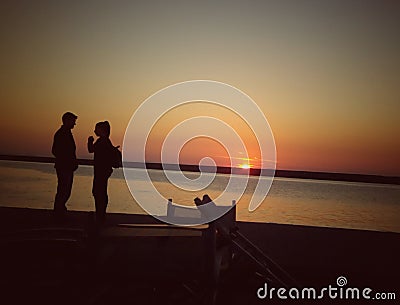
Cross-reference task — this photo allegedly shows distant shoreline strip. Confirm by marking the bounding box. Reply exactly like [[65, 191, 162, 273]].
[[0, 154, 399, 185]]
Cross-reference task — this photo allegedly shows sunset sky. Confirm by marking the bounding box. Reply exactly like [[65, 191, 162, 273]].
[[1, 1, 399, 176]]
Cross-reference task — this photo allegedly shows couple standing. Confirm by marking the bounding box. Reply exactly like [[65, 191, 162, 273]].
[[52, 111, 116, 225]]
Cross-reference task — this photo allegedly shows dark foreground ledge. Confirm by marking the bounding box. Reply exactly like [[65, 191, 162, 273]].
[[0, 207, 399, 305]]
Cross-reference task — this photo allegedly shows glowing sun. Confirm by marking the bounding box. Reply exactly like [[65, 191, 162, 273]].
[[239, 164, 251, 169]]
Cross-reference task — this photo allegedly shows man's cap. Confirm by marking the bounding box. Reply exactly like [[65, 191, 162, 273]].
[[62, 112, 78, 122]]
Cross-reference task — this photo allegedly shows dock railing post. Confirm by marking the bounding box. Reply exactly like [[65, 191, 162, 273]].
[[203, 218, 217, 304], [230, 199, 236, 231], [167, 198, 174, 218]]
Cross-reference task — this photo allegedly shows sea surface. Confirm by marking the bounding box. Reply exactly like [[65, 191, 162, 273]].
[[0, 160, 399, 233]]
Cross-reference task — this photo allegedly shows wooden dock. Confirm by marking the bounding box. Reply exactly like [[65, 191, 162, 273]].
[[0, 206, 399, 305]]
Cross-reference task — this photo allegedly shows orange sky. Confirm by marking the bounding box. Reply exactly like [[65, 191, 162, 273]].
[[144, 102, 263, 169], [0, 1, 399, 176]]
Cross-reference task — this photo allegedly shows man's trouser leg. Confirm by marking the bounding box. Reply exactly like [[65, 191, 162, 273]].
[[54, 168, 73, 214]]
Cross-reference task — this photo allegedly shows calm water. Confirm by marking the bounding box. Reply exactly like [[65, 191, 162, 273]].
[[0, 160, 399, 232]]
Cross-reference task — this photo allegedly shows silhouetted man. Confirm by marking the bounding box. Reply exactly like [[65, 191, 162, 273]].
[[52, 112, 78, 218]]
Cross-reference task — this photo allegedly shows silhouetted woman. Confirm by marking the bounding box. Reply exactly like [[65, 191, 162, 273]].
[[87, 121, 114, 225]]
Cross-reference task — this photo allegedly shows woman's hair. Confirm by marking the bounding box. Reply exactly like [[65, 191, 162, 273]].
[[95, 121, 110, 137]]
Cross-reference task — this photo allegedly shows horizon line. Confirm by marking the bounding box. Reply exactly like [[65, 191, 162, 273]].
[[0, 154, 399, 185]]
